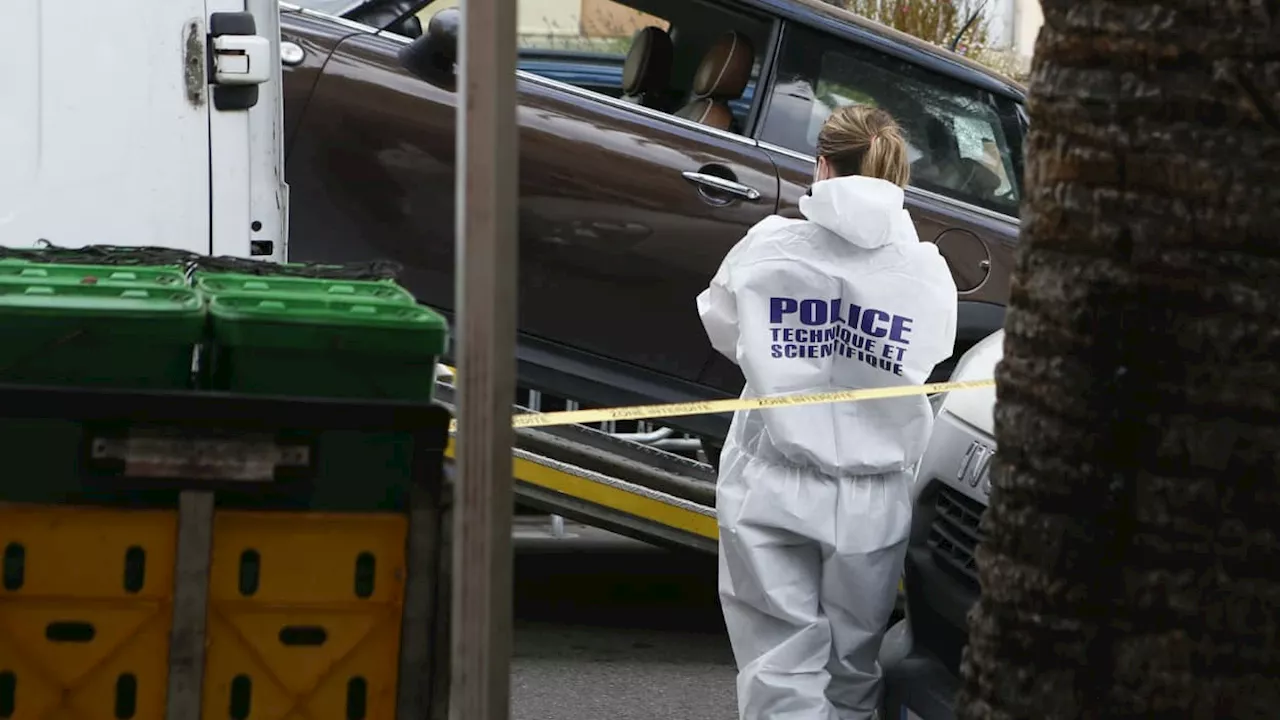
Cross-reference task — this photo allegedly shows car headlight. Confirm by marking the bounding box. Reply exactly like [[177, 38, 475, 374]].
[[937, 330, 1003, 437]]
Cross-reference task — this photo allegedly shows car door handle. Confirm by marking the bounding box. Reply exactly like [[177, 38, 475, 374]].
[[681, 171, 761, 201]]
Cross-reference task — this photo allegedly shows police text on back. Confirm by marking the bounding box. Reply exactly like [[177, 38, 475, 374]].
[[768, 297, 914, 376]]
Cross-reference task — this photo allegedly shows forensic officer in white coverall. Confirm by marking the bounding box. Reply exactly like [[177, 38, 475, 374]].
[[697, 105, 957, 720]]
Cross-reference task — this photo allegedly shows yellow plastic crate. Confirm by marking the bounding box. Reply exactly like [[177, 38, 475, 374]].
[[0, 505, 177, 720], [202, 511, 408, 720]]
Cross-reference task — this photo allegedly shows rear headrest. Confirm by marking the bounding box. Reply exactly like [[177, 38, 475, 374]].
[[924, 116, 959, 157], [691, 31, 754, 100], [959, 158, 1005, 196], [622, 26, 674, 96]]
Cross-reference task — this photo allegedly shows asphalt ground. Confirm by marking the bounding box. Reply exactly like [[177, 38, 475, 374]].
[[511, 517, 740, 719]]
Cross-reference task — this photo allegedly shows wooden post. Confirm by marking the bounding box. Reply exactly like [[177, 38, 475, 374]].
[[451, 0, 518, 717], [395, 483, 445, 720], [165, 490, 214, 720]]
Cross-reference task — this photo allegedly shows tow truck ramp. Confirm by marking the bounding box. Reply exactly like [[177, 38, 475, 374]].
[[434, 369, 911, 605], [432, 375, 719, 555]]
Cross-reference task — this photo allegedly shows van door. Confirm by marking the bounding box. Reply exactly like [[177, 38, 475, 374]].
[[0, 0, 286, 260], [209, 0, 290, 261]]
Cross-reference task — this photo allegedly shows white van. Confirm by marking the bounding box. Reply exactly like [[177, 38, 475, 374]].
[[0, 0, 289, 258]]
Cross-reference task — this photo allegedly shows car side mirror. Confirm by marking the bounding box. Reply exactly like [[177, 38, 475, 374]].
[[350, 0, 423, 39], [398, 7, 459, 86], [387, 14, 423, 39]]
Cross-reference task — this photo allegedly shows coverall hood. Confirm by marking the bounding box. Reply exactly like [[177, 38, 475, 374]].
[[799, 176, 915, 251]]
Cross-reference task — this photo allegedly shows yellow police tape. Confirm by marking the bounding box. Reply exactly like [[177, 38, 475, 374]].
[[439, 365, 994, 432]]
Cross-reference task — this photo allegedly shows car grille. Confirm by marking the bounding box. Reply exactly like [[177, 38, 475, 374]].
[[927, 486, 986, 587]]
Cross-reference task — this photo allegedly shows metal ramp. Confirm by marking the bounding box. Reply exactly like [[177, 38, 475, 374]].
[[434, 369, 908, 604], [432, 373, 719, 555]]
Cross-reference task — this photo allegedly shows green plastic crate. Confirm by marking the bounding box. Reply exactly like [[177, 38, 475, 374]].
[[0, 281, 205, 389], [0, 262, 187, 288], [194, 272, 414, 304], [207, 293, 449, 400]]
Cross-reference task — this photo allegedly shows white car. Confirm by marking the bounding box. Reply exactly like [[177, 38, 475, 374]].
[[881, 330, 1002, 720]]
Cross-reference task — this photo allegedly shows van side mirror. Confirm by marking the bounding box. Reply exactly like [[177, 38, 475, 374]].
[[399, 7, 459, 85]]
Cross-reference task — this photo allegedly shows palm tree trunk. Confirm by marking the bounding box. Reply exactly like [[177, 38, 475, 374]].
[[956, 1, 1280, 718]]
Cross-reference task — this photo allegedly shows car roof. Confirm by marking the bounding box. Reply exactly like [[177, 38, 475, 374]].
[[737, 0, 1027, 101]]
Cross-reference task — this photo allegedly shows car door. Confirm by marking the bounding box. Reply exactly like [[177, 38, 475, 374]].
[[284, 15, 780, 388], [754, 23, 1024, 296], [283, 27, 459, 332], [278, 7, 369, 155], [513, 72, 780, 383]]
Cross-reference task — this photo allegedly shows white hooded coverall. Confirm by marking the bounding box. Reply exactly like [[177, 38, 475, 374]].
[[697, 175, 957, 719]]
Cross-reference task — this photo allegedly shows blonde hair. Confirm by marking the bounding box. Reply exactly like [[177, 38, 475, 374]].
[[816, 105, 910, 188]]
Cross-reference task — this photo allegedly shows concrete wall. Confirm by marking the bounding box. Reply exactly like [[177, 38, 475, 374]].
[[418, 0, 659, 38], [417, 0, 578, 36], [580, 0, 666, 37], [1012, 0, 1044, 62], [983, 0, 1015, 50], [979, 0, 1041, 56], [522, 0, 580, 36]]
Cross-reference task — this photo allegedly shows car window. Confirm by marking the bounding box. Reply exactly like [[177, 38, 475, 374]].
[[289, 0, 363, 14], [509, 0, 667, 102], [503, 0, 767, 137], [761, 25, 1024, 217], [516, 49, 630, 99], [396, 0, 767, 136], [515, 0, 667, 54]]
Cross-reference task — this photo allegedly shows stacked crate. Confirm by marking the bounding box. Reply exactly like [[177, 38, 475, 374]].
[[0, 260, 450, 399], [194, 272, 448, 400], [0, 258, 452, 720], [0, 261, 203, 389]]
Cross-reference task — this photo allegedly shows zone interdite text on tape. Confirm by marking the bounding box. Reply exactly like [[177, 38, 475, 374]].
[[438, 365, 995, 432]]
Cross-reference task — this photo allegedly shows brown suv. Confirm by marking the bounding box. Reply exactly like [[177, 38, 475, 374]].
[[277, 0, 1027, 447]]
